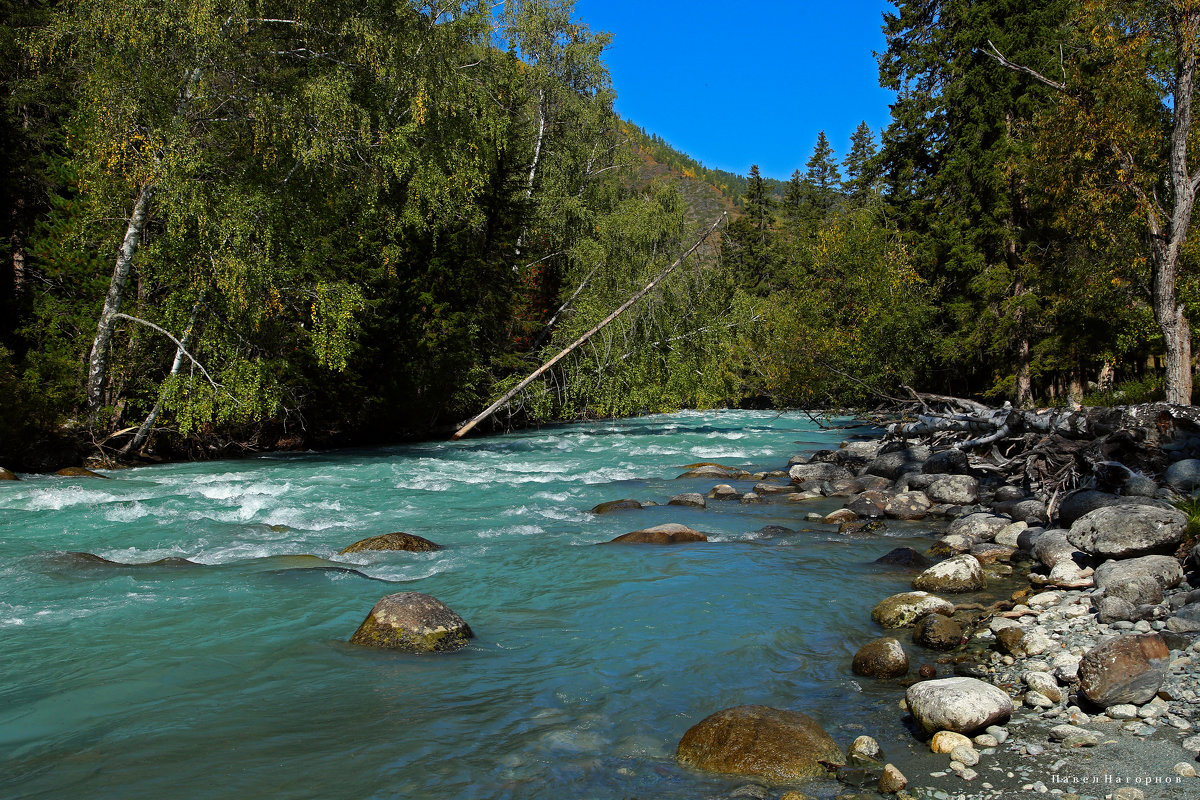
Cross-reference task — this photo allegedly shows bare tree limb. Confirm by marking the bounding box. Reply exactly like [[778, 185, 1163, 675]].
[[111, 313, 231, 400], [982, 40, 1067, 91]]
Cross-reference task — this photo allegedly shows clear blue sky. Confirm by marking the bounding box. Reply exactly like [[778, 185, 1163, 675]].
[[572, 0, 898, 182]]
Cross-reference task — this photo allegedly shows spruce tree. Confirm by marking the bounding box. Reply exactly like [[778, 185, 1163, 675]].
[[842, 121, 877, 200]]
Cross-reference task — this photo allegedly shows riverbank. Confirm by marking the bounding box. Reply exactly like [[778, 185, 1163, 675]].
[[761, 405, 1200, 799]]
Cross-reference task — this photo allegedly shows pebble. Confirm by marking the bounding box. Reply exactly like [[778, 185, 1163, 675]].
[[986, 725, 1009, 744], [1108, 704, 1138, 720], [973, 733, 999, 748], [1025, 743, 1045, 756], [950, 744, 979, 766], [1109, 789, 1144, 800], [1182, 733, 1200, 752], [1175, 761, 1199, 777]]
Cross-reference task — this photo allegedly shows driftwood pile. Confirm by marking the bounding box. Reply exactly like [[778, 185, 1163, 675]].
[[878, 392, 1200, 521]]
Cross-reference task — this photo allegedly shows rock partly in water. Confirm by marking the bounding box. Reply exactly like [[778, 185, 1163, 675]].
[[340, 532, 442, 554], [708, 484, 741, 501], [905, 677, 1014, 735], [608, 524, 707, 545], [675, 705, 845, 783], [55, 466, 108, 479], [874, 547, 931, 569], [668, 492, 707, 508], [852, 637, 909, 678], [912, 554, 985, 593], [1068, 505, 1188, 559], [591, 499, 643, 514], [349, 592, 473, 652], [788, 462, 853, 483], [913, 613, 963, 651], [0, 467, 17, 481], [1078, 633, 1170, 708], [884, 491, 932, 521], [878, 764, 907, 794], [872, 592, 955, 628]]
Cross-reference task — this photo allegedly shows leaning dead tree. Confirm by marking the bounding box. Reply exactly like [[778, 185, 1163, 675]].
[[451, 213, 726, 440]]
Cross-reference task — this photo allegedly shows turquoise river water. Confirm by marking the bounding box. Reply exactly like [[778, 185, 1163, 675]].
[[0, 410, 947, 800]]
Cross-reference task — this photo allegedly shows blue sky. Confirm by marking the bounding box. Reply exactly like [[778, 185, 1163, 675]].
[[571, 0, 898, 181]]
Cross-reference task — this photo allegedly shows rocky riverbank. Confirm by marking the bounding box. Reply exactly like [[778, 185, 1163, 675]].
[[603, 405, 1200, 800], [776, 407, 1200, 800]]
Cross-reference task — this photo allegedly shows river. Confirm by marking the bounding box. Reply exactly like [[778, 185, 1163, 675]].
[[0, 410, 945, 799]]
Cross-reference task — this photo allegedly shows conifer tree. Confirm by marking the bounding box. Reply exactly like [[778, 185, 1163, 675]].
[[842, 121, 877, 200]]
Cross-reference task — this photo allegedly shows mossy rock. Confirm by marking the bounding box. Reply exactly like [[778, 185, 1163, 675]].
[[349, 592, 473, 653], [55, 466, 108, 479], [676, 705, 845, 783], [608, 524, 707, 545], [0, 467, 17, 481], [339, 532, 441, 554]]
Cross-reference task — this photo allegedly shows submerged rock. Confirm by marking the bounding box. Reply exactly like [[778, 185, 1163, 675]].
[[591, 499, 644, 514], [55, 466, 108, 479], [905, 677, 1013, 735], [349, 591, 473, 652], [340, 532, 442, 554], [874, 547, 931, 569], [676, 705, 845, 783], [608, 524, 707, 545]]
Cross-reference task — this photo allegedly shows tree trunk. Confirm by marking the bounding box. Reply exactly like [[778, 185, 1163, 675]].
[[1097, 360, 1115, 392], [514, 87, 546, 261], [85, 184, 155, 413], [122, 291, 206, 454], [1156, 8, 1200, 405]]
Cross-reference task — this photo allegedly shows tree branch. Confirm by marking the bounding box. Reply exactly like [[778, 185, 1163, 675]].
[[982, 40, 1067, 91], [112, 313, 233, 401]]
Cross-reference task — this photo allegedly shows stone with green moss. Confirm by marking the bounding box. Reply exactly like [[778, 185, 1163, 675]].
[[339, 532, 441, 554], [349, 592, 473, 653]]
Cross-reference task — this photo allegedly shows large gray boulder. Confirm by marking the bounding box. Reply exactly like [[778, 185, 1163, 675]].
[[1078, 633, 1170, 708], [1068, 505, 1188, 559], [905, 677, 1013, 734], [864, 447, 930, 480], [1057, 490, 1169, 526], [926, 475, 979, 505], [349, 592, 473, 652], [922, 449, 968, 475], [1033, 529, 1082, 569], [947, 513, 1011, 543], [1166, 458, 1200, 493], [789, 462, 854, 483], [1094, 555, 1184, 596], [912, 555, 985, 593], [884, 491, 932, 521]]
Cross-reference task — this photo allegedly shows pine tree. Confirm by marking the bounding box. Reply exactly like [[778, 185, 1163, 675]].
[[842, 121, 877, 200], [804, 131, 841, 201]]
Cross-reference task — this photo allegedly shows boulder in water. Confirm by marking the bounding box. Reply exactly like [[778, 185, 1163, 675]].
[[675, 705, 845, 783], [872, 591, 955, 628], [852, 637, 909, 678], [349, 592, 473, 652], [912, 555, 985, 593], [874, 547, 931, 569], [591, 499, 643, 514], [55, 466, 108, 479], [913, 613, 963, 651], [0, 467, 17, 481], [340, 532, 442, 554], [608, 524, 707, 545], [668, 492, 707, 508]]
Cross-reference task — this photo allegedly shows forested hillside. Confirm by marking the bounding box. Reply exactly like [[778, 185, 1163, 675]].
[[2, 0, 1199, 469]]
